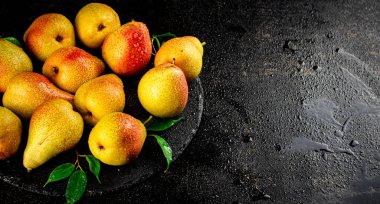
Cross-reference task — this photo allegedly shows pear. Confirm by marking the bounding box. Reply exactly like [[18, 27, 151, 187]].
[[74, 74, 125, 126], [101, 20, 152, 76], [23, 99, 84, 171], [0, 39, 33, 92], [75, 2, 121, 49], [23, 13, 75, 62], [88, 112, 146, 166], [0, 106, 22, 160], [138, 63, 188, 118], [154, 36, 203, 81], [42, 46, 105, 93], [2, 72, 74, 119]]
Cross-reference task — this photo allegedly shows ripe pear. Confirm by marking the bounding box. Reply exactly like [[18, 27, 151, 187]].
[[75, 2, 121, 49], [23, 13, 75, 61], [154, 36, 203, 81], [102, 20, 152, 76], [0, 106, 22, 160], [2, 72, 74, 119], [138, 63, 188, 118], [42, 46, 105, 93], [74, 74, 125, 126], [0, 39, 33, 92], [88, 112, 146, 166], [23, 99, 84, 171]]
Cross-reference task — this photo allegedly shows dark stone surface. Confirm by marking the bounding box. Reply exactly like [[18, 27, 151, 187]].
[[1, 0, 380, 203]]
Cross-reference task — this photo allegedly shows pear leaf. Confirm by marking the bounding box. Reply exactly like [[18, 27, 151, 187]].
[[44, 163, 75, 187], [145, 117, 182, 132], [3, 37, 22, 47], [66, 169, 87, 204], [151, 134, 172, 172], [84, 155, 101, 184]]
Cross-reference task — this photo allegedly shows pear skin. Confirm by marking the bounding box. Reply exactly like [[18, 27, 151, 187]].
[[0, 39, 33, 92], [88, 112, 146, 166], [42, 46, 105, 93], [0, 106, 22, 160], [23, 13, 75, 62], [138, 63, 188, 118], [154, 36, 203, 81], [74, 74, 125, 126], [2, 72, 74, 119], [102, 20, 152, 76], [75, 2, 121, 49], [23, 99, 84, 171]]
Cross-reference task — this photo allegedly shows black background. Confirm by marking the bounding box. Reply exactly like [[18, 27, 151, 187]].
[[1, 0, 380, 203]]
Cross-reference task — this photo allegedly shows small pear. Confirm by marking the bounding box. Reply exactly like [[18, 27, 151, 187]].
[[138, 63, 188, 118], [154, 36, 203, 81], [2, 72, 74, 119], [88, 112, 146, 166], [23, 99, 84, 171], [74, 74, 125, 126], [42, 46, 105, 93], [0, 39, 33, 92], [0, 106, 22, 160]]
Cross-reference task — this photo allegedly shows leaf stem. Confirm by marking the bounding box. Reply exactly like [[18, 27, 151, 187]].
[[143, 115, 153, 125]]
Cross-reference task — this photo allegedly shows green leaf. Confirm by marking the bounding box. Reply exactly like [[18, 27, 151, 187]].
[[3, 37, 22, 47], [44, 163, 75, 187], [146, 117, 182, 132], [84, 155, 101, 184], [151, 134, 172, 172], [66, 170, 87, 204], [154, 32, 177, 39]]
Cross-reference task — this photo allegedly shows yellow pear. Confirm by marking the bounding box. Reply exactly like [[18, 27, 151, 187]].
[[74, 74, 125, 126], [154, 36, 203, 81], [42, 46, 105, 93], [88, 112, 146, 166], [138, 63, 188, 118], [2, 72, 74, 119], [75, 2, 121, 49], [23, 99, 84, 171], [0, 106, 22, 160], [0, 39, 33, 92], [23, 13, 75, 62]]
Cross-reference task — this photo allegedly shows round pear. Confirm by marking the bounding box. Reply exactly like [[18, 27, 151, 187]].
[[88, 112, 147, 166], [0, 106, 22, 160], [138, 63, 188, 118]]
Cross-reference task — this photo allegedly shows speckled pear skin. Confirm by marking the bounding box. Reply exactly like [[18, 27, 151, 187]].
[[88, 112, 147, 166], [23, 13, 75, 62], [0, 39, 33, 92], [137, 63, 188, 118], [74, 73, 125, 126], [101, 20, 152, 76], [0, 106, 22, 160], [154, 36, 203, 81], [23, 99, 84, 172], [42, 46, 105, 93], [2, 72, 74, 119]]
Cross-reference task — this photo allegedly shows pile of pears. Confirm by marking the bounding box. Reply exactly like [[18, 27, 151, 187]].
[[0, 2, 204, 171]]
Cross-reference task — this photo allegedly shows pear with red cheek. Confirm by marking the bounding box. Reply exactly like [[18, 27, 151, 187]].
[[101, 20, 152, 76], [23, 13, 75, 62], [42, 46, 105, 93]]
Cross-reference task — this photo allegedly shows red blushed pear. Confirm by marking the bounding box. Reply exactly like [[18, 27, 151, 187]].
[[101, 20, 152, 77], [23, 13, 75, 62], [2, 72, 74, 119]]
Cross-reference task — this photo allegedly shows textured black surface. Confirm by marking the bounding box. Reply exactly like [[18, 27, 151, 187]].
[[1, 0, 380, 203]]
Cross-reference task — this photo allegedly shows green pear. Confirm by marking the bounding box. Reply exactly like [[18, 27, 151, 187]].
[[23, 99, 84, 171], [0, 38, 33, 92], [2, 72, 74, 119], [88, 112, 146, 166], [74, 74, 125, 126], [0, 106, 22, 160]]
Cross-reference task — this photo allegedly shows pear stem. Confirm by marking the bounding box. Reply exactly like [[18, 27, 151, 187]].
[[201, 42, 206, 46], [143, 115, 153, 126]]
